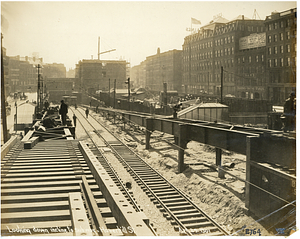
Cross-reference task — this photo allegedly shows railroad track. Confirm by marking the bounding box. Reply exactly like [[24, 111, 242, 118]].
[[1, 137, 124, 236], [75, 106, 228, 236]]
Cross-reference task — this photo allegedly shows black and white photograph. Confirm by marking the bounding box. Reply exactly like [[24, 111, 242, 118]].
[[1, 0, 297, 237]]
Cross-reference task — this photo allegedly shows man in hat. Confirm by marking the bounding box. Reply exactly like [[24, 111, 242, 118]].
[[59, 100, 68, 126]]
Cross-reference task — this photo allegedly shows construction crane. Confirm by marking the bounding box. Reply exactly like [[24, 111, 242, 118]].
[[252, 9, 261, 20], [98, 37, 116, 60]]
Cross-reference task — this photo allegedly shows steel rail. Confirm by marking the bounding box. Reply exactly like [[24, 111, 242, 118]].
[[77, 106, 229, 236], [71, 107, 142, 213]]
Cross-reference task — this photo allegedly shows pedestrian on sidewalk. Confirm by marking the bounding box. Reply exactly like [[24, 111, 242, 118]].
[[85, 108, 89, 118]]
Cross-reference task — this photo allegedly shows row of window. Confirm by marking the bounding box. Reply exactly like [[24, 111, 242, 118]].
[[215, 36, 234, 46], [267, 57, 295, 67], [267, 19, 292, 31], [268, 44, 293, 54], [238, 55, 264, 64], [268, 31, 291, 42], [184, 47, 236, 62], [184, 34, 236, 52]]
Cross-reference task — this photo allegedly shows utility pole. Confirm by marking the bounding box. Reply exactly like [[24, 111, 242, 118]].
[[114, 79, 116, 109], [36, 64, 42, 113], [220, 66, 223, 104], [125, 78, 130, 111], [163, 82, 167, 115], [108, 78, 110, 107], [1, 33, 9, 143]]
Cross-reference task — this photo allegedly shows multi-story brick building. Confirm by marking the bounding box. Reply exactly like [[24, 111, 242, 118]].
[[43, 63, 66, 78], [264, 8, 297, 104], [5, 55, 43, 94], [131, 60, 146, 88], [144, 48, 182, 92], [183, 15, 266, 98], [183, 8, 296, 104], [75, 59, 127, 93]]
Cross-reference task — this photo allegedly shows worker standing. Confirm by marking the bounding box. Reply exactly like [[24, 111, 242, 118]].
[[283, 92, 296, 132], [59, 100, 68, 126], [73, 114, 77, 127]]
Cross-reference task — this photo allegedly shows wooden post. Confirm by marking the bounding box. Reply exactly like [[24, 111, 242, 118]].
[[216, 148, 222, 166], [178, 124, 187, 173], [145, 117, 153, 150], [216, 147, 225, 178]]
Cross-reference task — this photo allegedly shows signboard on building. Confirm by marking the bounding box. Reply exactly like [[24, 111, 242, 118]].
[[239, 33, 266, 50]]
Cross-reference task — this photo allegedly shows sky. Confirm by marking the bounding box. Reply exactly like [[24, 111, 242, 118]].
[[1, 1, 297, 70]]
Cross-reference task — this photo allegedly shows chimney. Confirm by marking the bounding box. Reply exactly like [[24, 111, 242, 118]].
[[242, 15, 244, 20], [157, 47, 160, 55]]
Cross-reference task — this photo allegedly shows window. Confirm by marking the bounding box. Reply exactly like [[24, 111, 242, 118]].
[[274, 46, 278, 54], [225, 48, 227, 55], [268, 59, 272, 67], [228, 36, 231, 43], [268, 24, 272, 31], [280, 58, 284, 67], [256, 55, 259, 62], [281, 21, 284, 28], [220, 39, 223, 45], [274, 34, 278, 42], [274, 58, 278, 67], [268, 35, 272, 43], [280, 33, 284, 41], [274, 22, 278, 29], [287, 57, 290, 66], [232, 36, 234, 42], [280, 45, 284, 53], [268, 47, 272, 55], [286, 31, 290, 40], [228, 48, 231, 55], [225, 37, 227, 44], [287, 44, 291, 53], [231, 47, 234, 54], [249, 56, 251, 63], [238, 58, 241, 64]]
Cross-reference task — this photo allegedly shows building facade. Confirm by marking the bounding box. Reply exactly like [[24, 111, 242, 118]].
[[182, 8, 296, 104], [264, 8, 297, 104], [145, 48, 182, 92], [75, 59, 128, 93], [183, 15, 266, 98], [43, 63, 66, 78], [131, 60, 146, 88], [5, 55, 43, 94]]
